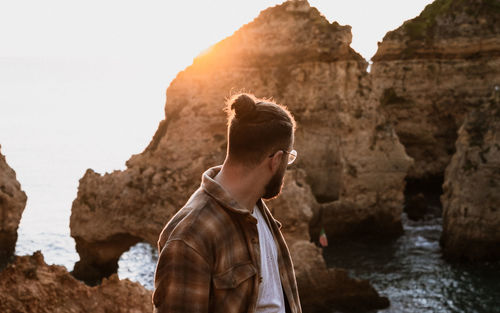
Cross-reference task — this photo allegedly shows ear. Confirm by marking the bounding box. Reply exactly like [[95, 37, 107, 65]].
[[269, 150, 284, 173]]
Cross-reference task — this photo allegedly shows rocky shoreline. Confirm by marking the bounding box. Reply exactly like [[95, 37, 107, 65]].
[[0, 251, 152, 313], [370, 0, 500, 261], [70, 0, 499, 310], [1, 0, 499, 312]]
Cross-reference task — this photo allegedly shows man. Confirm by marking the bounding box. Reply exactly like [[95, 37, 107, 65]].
[[153, 93, 302, 313]]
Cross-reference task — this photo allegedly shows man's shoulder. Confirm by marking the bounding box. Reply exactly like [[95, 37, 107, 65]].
[[158, 187, 232, 251], [176, 186, 226, 225]]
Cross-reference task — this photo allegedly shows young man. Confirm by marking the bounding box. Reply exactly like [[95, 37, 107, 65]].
[[153, 93, 302, 313]]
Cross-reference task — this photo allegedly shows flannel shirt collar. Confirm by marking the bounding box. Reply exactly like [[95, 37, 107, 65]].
[[201, 165, 265, 216]]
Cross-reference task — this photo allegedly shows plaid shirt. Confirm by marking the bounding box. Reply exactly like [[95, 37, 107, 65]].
[[153, 166, 302, 313]]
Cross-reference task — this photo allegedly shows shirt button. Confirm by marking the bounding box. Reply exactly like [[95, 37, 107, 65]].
[[259, 276, 263, 283]]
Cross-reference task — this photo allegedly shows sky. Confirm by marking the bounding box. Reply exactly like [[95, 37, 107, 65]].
[[1, 0, 434, 72]]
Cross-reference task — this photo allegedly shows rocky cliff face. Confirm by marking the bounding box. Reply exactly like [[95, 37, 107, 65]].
[[0, 145, 27, 266], [0, 251, 152, 313], [70, 0, 411, 285], [440, 88, 500, 261], [371, 0, 500, 180]]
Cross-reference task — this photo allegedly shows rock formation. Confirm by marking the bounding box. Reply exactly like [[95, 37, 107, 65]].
[[371, 0, 500, 182], [70, 0, 412, 284], [440, 88, 500, 261], [71, 168, 164, 283], [0, 251, 152, 313], [267, 169, 389, 312], [0, 144, 27, 266]]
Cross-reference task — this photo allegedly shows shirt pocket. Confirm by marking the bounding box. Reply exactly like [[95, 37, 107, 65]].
[[213, 262, 257, 289]]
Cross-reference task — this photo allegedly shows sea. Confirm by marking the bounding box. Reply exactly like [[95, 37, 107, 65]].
[[1, 57, 499, 313]]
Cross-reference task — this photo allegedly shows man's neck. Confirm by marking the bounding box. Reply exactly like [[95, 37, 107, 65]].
[[214, 162, 264, 213]]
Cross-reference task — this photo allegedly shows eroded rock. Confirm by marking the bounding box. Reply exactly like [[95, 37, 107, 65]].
[[0, 145, 27, 266], [70, 0, 411, 284], [70, 168, 160, 283], [371, 0, 500, 180], [0, 251, 152, 313], [440, 88, 500, 261]]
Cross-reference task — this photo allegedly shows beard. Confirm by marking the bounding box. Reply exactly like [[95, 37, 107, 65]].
[[262, 165, 287, 200]]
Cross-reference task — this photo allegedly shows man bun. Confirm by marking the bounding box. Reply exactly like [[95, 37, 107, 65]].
[[230, 93, 257, 120], [224, 92, 296, 165]]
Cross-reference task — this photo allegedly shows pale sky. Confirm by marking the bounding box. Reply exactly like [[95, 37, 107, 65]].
[[1, 0, 433, 68]]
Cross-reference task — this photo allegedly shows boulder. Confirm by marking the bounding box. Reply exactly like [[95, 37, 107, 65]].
[[0, 145, 27, 266], [0, 251, 152, 313], [371, 0, 500, 180], [440, 87, 500, 261]]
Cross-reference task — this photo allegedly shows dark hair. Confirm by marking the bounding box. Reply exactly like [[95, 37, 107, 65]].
[[224, 93, 296, 165]]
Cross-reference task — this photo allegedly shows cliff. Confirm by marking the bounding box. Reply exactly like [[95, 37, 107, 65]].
[[440, 87, 500, 261], [70, 0, 411, 309], [371, 0, 500, 180], [0, 251, 152, 313], [0, 145, 27, 266]]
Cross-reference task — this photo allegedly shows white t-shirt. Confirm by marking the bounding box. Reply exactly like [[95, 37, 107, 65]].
[[252, 205, 285, 313]]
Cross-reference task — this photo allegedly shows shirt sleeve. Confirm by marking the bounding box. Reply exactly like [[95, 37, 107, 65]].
[[153, 239, 211, 313]]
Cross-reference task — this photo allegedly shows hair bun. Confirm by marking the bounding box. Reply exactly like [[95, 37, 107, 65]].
[[231, 94, 256, 119]]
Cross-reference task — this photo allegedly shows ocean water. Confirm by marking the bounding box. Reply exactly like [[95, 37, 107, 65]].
[[2, 57, 500, 312], [324, 215, 500, 313]]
